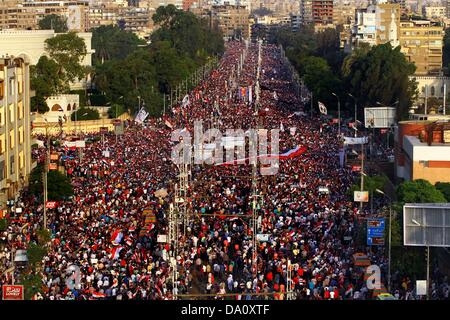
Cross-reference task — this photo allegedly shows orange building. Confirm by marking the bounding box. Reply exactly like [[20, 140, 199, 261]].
[[395, 119, 450, 184]]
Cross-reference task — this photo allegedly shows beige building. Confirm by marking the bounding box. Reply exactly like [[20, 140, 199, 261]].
[[424, 6, 446, 21], [0, 56, 34, 209], [0, 0, 91, 32], [0, 1, 37, 30], [212, 5, 251, 40], [399, 20, 444, 76]]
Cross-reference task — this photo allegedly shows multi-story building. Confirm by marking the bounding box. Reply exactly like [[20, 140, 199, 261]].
[[352, 3, 400, 48], [0, 1, 37, 30], [21, 0, 90, 32], [312, 0, 333, 26], [0, 0, 90, 32], [118, 7, 154, 36], [424, 6, 446, 21], [298, 0, 313, 25], [211, 4, 250, 39], [333, 1, 355, 26], [399, 19, 444, 75], [0, 56, 33, 209], [395, 119, 450, 184]]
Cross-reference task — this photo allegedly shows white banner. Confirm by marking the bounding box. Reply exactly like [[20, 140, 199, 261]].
[[289, 127, 297, 136], [135, 108, 149, 124], [318, 101, 327, 115], [182, 95, 190, 108], [344, 136, 368, 145], [354, 191, 369, 202]]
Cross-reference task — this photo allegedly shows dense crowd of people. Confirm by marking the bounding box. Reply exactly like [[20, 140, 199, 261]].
[[1, 41, 448, 300]]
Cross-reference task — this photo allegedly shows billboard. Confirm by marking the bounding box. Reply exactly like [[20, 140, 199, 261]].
[[2, 285, 24, 300], [364, 107, 396, 128], [367, 218, 385, 246], [354, 191, 369, 202], [403, 203, 450, 247], [157, 234, 167, 243]]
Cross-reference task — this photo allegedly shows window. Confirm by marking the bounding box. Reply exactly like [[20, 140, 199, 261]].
[[431, 86, 435, 96], [0, 160, 5, 180], [10, 155, 14, 175], [9, 131, 14, 149], [0, 80, 4, 99], [9, 77, 14, 96]]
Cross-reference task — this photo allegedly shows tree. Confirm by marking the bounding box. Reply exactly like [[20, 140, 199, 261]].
[[71, 107, 100, 121], [38, 14, 68, 33], [31, 56, 67, 94], [108, 104, 126, 118], [30, 56, 67, 113], [301, 56, 342, 111], [0, 218, 7, 231], [91, 25, 145, 64], [343, 43, 417, 121], [443, 28, 450, 71], [397, 179, 447, 204], [45, 32, 88, 84], [435, 182, 450, 201], [28, 164, 74, 201]]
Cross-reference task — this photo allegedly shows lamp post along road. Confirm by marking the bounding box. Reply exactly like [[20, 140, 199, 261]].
[[332, 93, 341, 137], [375, 188, 392, 293]]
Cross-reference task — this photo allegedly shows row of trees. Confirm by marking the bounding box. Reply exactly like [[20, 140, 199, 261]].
[[31, 5, 224, 118], [270, 26, 417, 120], [92, 5, 224, 117]]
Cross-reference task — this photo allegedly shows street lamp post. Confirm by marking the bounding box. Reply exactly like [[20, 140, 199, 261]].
[[348, 93, 357, 137], [332, 93, 341, 137], [375, 188, 392, 294]]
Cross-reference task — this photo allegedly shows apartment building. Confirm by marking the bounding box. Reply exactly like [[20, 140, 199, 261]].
[[352, 3, 400, 48], [399, 19, 444, 75], [0, 56, 33, 209], [21, 0, 90, 32], [211, 4, 250, 40], [424, 6, 446, 21], [0, 1, 37, 30], [312, 0, 333, 26], [0, 0, 90, 31]]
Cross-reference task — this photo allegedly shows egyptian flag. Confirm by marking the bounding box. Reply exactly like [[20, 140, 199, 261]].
[[286, 230, 295, 239], [125, 235, 133, 246], [312, 222, 322, 233], [111, 229, 123, 245], [92, 292, 106, 299], [110, 246, 123, 260], [274, 146, 307, 160]]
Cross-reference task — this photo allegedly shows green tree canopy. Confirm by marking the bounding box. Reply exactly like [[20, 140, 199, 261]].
[[301, 56, 342, 111], [45, 32, 88, 83], [38, 14, 68, 33], [397, 179, 447, 204], [71, 107, 100, 121], [435, 182, 450, 201], [342, 43, 417, 120], [29, 164, 74, 201], [91, 25, 145, 64]]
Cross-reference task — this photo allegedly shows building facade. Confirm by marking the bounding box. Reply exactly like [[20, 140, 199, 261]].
[[352, 3, 400, 48], [0, 56, 33, 209], [399, 20, 444, 76], [211, 4, 250, 40], [395, 120, 450, 184]]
